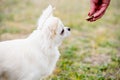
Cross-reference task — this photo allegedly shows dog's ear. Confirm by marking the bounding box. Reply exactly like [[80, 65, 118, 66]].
[[48, 18, 59, 39], [37, 5, 54, 30]]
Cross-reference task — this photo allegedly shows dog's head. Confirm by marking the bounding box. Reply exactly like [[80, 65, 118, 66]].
[[37, 5, 70, 46], [44, 16, 70, 46]]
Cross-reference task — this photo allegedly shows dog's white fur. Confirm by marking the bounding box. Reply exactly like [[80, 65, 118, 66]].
[[0, 5, 70, 80]]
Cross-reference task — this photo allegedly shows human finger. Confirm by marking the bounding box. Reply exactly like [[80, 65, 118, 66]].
[[88, 12, 105, 22], [88, 1, 97, 16], [93, 11, 105, 21], [93, 4, 107, 18]]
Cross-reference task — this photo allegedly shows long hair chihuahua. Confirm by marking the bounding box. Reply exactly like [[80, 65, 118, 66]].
[[0, 5, 70, 80]]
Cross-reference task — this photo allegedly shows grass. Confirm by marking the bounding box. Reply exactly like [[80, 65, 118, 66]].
[[0, 0, 120, 80]]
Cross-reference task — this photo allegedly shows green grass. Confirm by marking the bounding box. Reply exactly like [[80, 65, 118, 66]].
[[0, 0, 120, 80], [0, 27, 21, 35]]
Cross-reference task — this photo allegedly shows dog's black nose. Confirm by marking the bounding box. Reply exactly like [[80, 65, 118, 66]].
[[67, 28, 71, 31]]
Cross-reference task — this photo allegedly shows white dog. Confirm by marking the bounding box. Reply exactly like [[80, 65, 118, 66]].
[[0, 5, 70, 80]]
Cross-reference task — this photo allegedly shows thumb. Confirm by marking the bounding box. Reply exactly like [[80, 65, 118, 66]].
[[88, 3, 96, 16]]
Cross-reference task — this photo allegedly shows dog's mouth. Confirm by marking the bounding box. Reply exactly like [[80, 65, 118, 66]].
[[60, 27, 71, 37], [60, 29, 65, 35], [61, 27, 71, 38]]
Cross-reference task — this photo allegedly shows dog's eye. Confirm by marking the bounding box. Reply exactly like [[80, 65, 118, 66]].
[[60, 29, 64, 35]]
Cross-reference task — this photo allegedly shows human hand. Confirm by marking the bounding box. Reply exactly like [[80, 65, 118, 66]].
[[87, 0, 111, 22]]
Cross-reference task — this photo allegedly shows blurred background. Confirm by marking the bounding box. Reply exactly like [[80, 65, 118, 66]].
[[0, 0, 120, 80]]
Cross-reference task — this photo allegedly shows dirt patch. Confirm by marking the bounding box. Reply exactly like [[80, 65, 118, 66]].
[[0, 33, 28, 41], [83, 53, 111, 66]]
